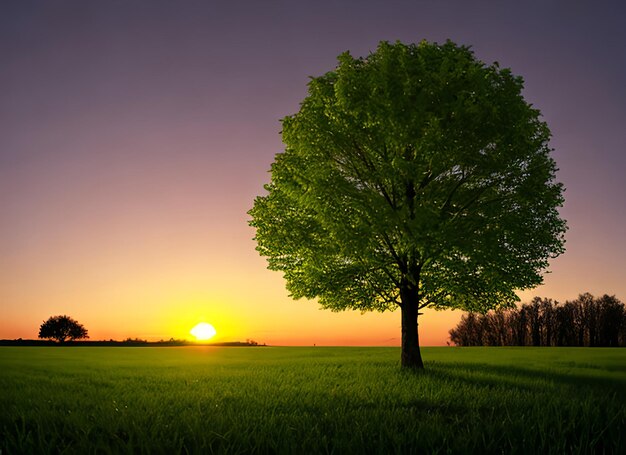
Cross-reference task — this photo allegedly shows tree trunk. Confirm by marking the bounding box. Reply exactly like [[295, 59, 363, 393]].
[[400, 286, 424, 369]]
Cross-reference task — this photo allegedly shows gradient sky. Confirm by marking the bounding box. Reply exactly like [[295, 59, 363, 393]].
[[1, 0, 625, 345]]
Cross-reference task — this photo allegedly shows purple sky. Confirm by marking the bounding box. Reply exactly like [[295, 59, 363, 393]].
[[1, 1, 625, 344]]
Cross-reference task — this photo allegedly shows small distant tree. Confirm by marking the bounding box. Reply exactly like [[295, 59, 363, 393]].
[[38, 315, 89, 343]]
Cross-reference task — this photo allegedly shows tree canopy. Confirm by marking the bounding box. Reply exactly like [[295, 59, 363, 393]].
[[249, 40, 566, 367], [38, 315, 89, 343]]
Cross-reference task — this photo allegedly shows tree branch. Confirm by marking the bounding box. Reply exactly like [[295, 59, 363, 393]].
[[440, 173, 470, 215]]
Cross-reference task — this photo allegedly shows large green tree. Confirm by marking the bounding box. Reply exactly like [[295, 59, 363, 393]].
[[249, 40, 566, 368]]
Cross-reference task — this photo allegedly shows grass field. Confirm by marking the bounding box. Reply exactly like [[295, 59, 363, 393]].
[[1, 346, 624, 454]]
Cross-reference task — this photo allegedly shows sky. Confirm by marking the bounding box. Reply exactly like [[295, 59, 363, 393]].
[[1, 0, 625, 345]]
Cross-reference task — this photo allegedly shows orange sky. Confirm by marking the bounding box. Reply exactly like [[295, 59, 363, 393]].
[[1, 2, 625, 346]]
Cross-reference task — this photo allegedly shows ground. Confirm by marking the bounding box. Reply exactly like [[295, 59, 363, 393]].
[[1, 346, 624, 453]]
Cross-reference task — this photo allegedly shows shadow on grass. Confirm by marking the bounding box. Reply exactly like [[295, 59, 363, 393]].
[[407, 361, 626, 397]]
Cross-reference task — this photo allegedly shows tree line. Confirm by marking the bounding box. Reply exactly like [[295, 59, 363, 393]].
[[449, 293, 626, 347]]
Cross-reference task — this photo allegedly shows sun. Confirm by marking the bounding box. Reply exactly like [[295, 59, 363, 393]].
[[190, 322, 217, 341]]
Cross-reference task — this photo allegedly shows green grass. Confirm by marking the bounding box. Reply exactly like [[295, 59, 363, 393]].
[[1, 347, 624, 454]]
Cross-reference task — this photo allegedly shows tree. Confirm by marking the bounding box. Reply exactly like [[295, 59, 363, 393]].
[[38, 315, 89, 343], [448, 294, 626, 347], [249, 40, 566, 368], [597, 295, 625, 347]]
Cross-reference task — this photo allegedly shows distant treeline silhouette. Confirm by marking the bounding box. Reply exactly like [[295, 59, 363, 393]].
[[0, 338, 265, 347], [449, 293, 626, 347]]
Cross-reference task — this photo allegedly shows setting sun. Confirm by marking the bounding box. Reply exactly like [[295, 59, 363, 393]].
[[190, 322, 217, 341]]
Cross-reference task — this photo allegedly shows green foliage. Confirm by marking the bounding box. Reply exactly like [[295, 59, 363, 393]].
[[249, 40, 566, 314], [38, 315, 89, 343], [0, 347, 624, 453]]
